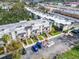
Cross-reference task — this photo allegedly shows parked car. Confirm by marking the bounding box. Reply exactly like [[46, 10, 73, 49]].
[[31, 45, 38, 52], [47, 41, 55, 48], [36, 42, 42, 49]]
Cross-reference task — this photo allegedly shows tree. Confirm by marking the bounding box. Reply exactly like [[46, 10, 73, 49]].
[[2, 34, 11, 53], [12, 50, 21, 59], [6, 40, 23, 52], [2, 34, 11, 43], [11, 2, 24, 11]]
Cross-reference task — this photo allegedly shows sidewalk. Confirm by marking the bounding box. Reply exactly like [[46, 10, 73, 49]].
[[47, 33, 64, 40]]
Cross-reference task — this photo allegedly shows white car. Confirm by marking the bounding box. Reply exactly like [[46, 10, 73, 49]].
[[47, 41, 55, 48]]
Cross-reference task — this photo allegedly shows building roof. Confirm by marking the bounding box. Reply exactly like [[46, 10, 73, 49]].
[[26, 7, 79, 24], [0, 19, 49, 32], [0, 19, 49, 38]]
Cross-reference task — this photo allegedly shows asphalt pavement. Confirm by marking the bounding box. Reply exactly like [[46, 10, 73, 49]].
[[21, 34, 79, 59]]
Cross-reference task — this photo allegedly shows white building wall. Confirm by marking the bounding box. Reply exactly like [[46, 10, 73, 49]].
[[27, 29, 31, 38]]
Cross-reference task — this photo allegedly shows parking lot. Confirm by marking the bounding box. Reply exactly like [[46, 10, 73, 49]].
[[21, 32, 79, 59]]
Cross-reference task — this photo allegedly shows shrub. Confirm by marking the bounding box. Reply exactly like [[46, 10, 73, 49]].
[[0, 47, 4, 55]]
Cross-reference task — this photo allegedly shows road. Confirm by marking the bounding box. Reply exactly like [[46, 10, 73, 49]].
[[21, 34, 79, 59]]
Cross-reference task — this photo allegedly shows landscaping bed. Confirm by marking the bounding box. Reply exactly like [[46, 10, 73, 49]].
[[49, 27, 60, 36], [27, 39, 33, 45], [32, 37, 38, 43], [38, 35, 44, 41], [41, 32, 47, 37], [49, 31, 60, 36], [21, 40, 27, 45], [0, 47, 4, 55]]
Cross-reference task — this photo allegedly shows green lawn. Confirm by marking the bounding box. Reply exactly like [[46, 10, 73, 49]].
[[49, 26, 60, 36], [27, 39, 33, 45], [38, 35, 44, 41], [49, 31, 60, 36], [41, 32, 47, 37], [53, 32, 60, 35], [57, 44, 79, 59], [32, 37, 38, 43]]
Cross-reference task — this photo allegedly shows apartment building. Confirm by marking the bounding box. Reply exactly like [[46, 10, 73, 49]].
[[51, 14, 75, 31], [0, 19, 51, 40]]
